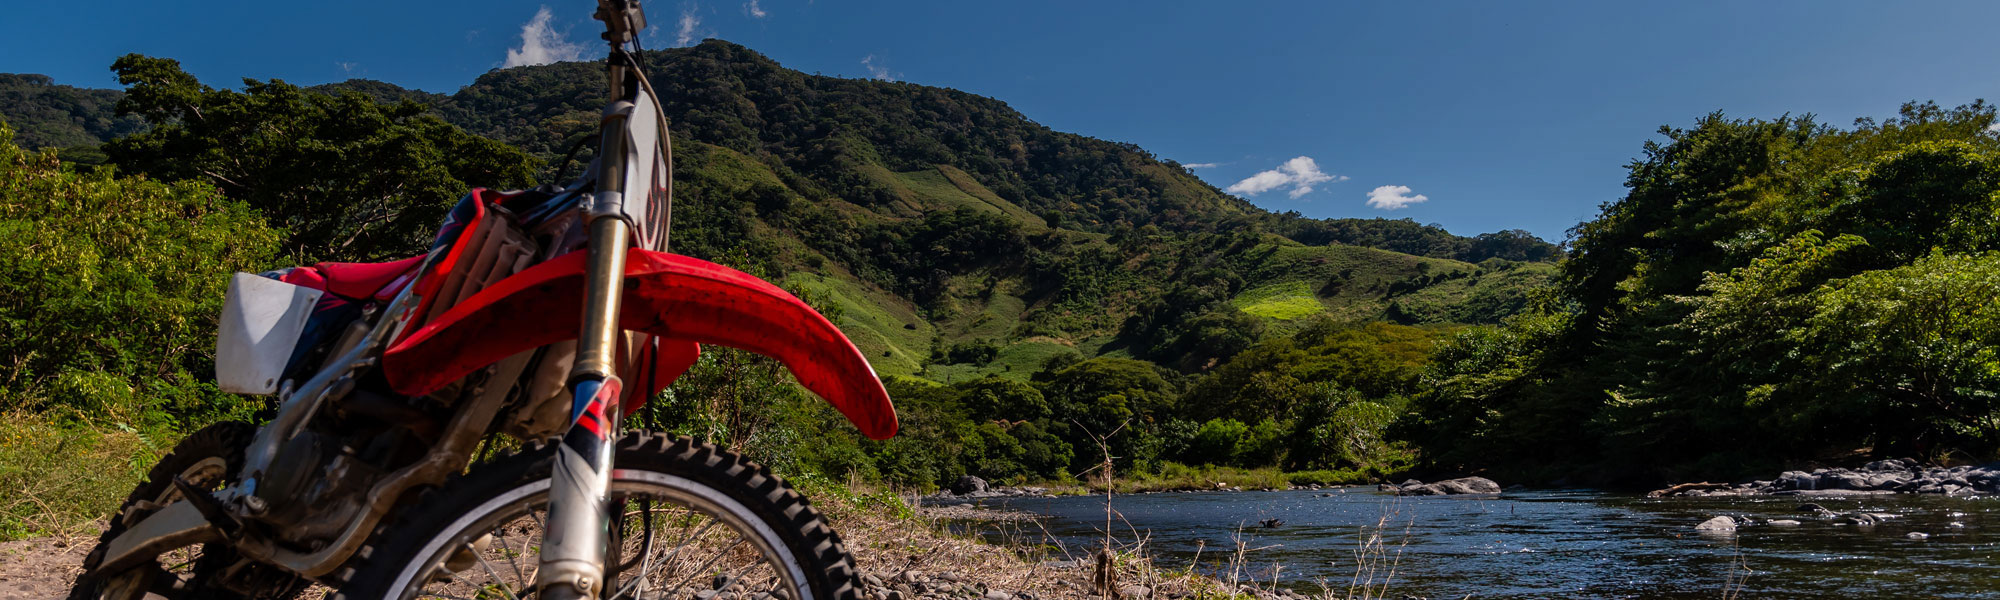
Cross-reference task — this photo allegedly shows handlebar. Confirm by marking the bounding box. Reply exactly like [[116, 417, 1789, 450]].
[[594, 0, 647, 46]]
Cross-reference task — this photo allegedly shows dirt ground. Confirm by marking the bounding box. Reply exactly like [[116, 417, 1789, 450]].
[[0, 504, 1257, 600], [0, 533, 91, 599]]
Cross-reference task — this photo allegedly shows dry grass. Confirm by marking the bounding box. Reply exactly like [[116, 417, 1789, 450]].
[[0, 418, 1427, 599], [0, 413, 167, 540], [1721, 538, 1752, 600]]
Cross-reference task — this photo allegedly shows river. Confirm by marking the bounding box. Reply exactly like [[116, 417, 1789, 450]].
[[940, 488, 2000, 598]]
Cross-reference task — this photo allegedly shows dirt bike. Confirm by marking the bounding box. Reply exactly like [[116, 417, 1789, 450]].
[[68, 2, 897, 598]]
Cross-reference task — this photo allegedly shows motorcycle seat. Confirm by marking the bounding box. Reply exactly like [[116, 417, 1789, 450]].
[[315, 255, 425, 301]]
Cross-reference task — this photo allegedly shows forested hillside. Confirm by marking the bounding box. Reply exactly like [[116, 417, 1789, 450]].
[[9, 38, 2000, 502], [1408, 101, 2000, 484], [2, 41, 1570, 499], [0, 74, 143, 161]]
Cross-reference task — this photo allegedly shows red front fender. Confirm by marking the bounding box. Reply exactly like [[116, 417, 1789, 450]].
[[382, 248, 897, 440]]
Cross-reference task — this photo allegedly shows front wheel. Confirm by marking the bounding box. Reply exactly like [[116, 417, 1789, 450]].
[[333, 432, 861, 600]]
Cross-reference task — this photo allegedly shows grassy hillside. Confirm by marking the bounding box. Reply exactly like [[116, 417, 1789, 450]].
[[0, 43, 1565, 501]]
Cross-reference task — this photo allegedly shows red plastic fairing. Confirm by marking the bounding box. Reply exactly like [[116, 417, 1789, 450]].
[[316, 255, 425, 301], [381, 249, 897, 439]]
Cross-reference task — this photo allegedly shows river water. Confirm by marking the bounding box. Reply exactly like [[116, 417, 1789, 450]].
[[942, 488, 2000, 598]]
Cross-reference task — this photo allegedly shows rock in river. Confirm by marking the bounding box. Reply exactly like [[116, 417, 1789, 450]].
[[949, 475, 989, 495], [1694, 516, 1737, 532], [1392, 477, 1502, 496], [1652, 460, 2000, 497]]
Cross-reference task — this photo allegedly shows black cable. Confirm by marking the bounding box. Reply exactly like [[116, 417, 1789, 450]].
[[553, 132, 600, 186]]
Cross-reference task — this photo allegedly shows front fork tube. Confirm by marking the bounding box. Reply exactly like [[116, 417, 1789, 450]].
[[538, 217, 633, 600]]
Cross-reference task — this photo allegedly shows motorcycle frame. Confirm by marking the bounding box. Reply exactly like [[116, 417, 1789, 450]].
[[97, 10, 658, 584], [95, 278, 518, 579], [87, 0, 895, 595]]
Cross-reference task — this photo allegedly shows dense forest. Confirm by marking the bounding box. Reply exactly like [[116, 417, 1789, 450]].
[[1408, 101, 2000, 483], [8, 39, 1990, 498], [0, 42, 1557, 494]]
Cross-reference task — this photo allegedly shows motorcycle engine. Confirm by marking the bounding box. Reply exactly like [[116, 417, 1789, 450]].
[[251, 429, 382, 547]]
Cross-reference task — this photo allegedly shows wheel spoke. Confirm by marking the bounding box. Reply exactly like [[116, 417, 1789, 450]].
[[468, 541, 524, 600], [711, 555, 777, 596], [609, 501, 662, 600], [659, 537, 749, 596], [373, 439, 835, 600], [504, 538, 529, 588]]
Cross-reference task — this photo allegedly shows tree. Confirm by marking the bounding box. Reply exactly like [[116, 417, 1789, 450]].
[[1186, 418, 1248, 465], [104, 54, 539, 262], [0, 118, 280, 427], [1806, 252, 2000, 451], [1826, 140, 2000, 265], [956, 376, 1048, 422]]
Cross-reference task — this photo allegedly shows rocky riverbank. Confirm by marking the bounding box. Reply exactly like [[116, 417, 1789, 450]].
[[919, 474, 1392, 503], [1379, 476, 1503, 496], [1651, 459, 2000, 497], [915, 475, 1057, 503], [0, 502, 1355, 600]]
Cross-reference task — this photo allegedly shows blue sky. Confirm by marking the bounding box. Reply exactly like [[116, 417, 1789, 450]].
[[5, 1, 1998, 241]]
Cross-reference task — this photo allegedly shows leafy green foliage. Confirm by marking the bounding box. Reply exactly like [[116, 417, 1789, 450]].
[[0, 74, 145, 154], [1806, 253, 2000, 448], [1412, 101, 2000, 481], [0, 118, 278, 428], [0, 45, 1575, 492], [104, 55, 540, 262]]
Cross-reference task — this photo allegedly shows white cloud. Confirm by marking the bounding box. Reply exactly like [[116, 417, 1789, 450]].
[[1365, 185, 1429, 210], [745, 0, 767, 18], [1988, 122, 2000, 133], [1225, 156, 1345, 199], [861, 55, 895, 81], [504, 6, 586, 68], [336, 61, 356, 74], [676, 6, 702, 47], [1182, 162, 1219, 169]]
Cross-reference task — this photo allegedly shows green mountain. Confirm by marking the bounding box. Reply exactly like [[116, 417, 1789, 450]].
[[0, 73, 144, 161], [0, 41, 1557, 383]]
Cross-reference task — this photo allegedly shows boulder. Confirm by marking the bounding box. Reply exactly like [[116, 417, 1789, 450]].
[[1777, 471, 1816, 491], [1438, 476, 1502, 494], [1695, 516, 1737, 532], [1907, 532, 1930, 540], [949, 475, 988, 496], [1863, 458, 1911, 472], [1398, 476, 1502, 496], [1821, 471, 1871, 490], [1768, 519, 1802, 526]]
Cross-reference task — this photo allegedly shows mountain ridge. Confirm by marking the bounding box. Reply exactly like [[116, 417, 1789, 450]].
[[0, 40, 1559, 380]]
